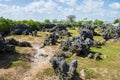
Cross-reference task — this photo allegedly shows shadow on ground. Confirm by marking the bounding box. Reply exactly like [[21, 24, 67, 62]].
[[0, 51, 20, 69]]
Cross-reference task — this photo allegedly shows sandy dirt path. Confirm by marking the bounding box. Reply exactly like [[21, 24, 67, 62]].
[[22, 45, 54, 80]]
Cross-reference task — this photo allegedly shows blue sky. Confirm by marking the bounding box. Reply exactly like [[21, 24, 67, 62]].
[[0, 0, 120, 22]]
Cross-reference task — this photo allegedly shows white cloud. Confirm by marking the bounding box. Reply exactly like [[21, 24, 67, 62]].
[[0, 0, 119, 21], [109, 2, 120, 9], [0, 3, 7, 8], [24, 0, 57, 14], [75, 0, 106, 20], [59, 0, 78, 6], [76, 0, 104, 13], [0, 3, 35, 20]]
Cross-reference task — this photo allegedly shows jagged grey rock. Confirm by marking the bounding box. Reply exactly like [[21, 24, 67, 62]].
[[6, 38, 31, 47], [50, 57, 78, 80], [42, 32, 58, 47], [94, 53, 101, 61], [0, 35, 15, 53], [10, 24, 32, 35], [86, 53, 94, 59]]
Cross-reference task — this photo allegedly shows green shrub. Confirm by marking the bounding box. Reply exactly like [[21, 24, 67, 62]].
[[0, 17, 10, 32], [43, 68, 55, 76], [10, 60, 30, 69], [85, 69, 100, 79]]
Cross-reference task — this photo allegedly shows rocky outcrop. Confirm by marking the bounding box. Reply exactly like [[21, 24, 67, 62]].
[[50, 57, 79, 80]]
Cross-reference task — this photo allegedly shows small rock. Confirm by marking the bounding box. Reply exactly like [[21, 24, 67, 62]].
[[117, 53, 120, 58], [104, 54, 108, 59], [86, 53, 94, 59], [94, 53, 101, 61], [80, 69, 87, 78], [100, 40, 106, 45], [40, 54, 48, 57]]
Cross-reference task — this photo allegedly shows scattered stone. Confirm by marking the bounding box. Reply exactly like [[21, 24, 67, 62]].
[[33, 30, 38, 37], [100, 40, 106, 45], [55, 50, 66, 58], [86, 53, 94, 59], [39, 54, 48, 57], [6, 38, 18, 45], [6, 38, 31, 47], [94, 53, 101, 61], [19, 41, 31, 47], [0, 35, 15, 53], [80, 69, 87, 78], [42, 32, 58, 47], [104, 54, 108, 59], [117, 53, 120, 58]]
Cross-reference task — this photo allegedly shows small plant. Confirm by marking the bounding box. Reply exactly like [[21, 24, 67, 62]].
[[10, 60, 30, 69], [85, 69, 100, 79], [43, 68, 55, 76]]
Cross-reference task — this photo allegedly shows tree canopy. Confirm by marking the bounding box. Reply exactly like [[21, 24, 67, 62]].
[[67, 15, 76, 22], [114, 18, 120, 24], [0, 16, 118, 33], [44, 19, 51, 24]]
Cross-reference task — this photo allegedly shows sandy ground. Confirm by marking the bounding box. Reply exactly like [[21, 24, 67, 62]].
[[22, 44, 55, 80]]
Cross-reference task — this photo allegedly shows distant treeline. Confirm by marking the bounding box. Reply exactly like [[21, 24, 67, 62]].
[[0, 16, 120, 33], [0, 17, 42, 33]]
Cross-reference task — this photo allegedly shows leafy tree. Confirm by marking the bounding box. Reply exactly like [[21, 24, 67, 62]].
[[80, 20, 93, 25], [0, 17, 10, 32], [77, 21, 83, 25], [93, 19, 104, 26], [86, 20, 93, 25], [15, 20, 42, 30], [6, 19, 16, 27], [26, 20, 37, 29], [114, 18, 120, 24], [44, 19, 51, 24], [67, 15, 76, 22], [34, 21, 42, 29]]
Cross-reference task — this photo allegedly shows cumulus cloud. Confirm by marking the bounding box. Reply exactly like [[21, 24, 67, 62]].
[[109, 2, 120, 9], [0, 0, 119, 21], [0, 0, 59, 20], [75, 0, 106, 20], [24, 0, 58, 14], [76, 0, 104, 13], [59, 0, 78, 6]]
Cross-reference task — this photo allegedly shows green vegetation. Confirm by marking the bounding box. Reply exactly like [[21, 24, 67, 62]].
[[93, 36, 104, 41], [0, 17, 12, 32], [0, 17, 42, 33], [0, 16, 120, 80], [44, 19, 51, 24], [42, 68, 55, 76], [62, 28, 120, 79], [0, 16, 119, 34], [16, 19, 42, 30], [85, 69, 100, 79], [93, 19, 104, 26], [67, 27, 79, 37], [64, 37, 120, 79], [94, 28, 102, 35], [91, 42, 120, 58], [10, 60, 30, 69], [114, 18, 120, 24], [35, 68, 56, 80]]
